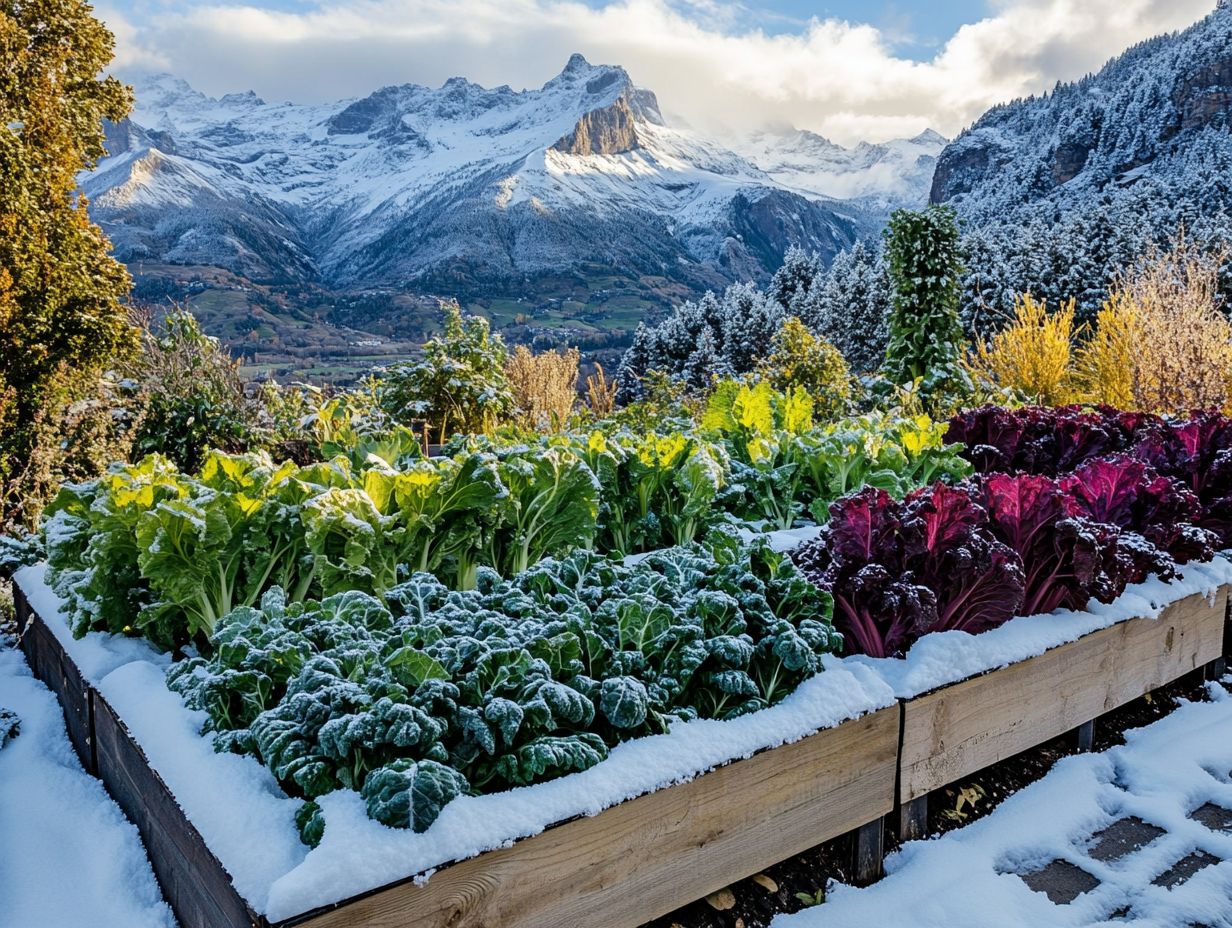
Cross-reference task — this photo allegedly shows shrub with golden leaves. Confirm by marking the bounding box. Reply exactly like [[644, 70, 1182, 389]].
[[1072, 236, 1232, 413], [968, 294, 1076, 405], [758, 317, 852, 419], [506, 345, 580, 431], [1069, 292, 1136, 409]]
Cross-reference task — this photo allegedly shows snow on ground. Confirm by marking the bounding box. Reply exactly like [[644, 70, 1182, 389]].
[[0, 643, 176, 928], [775, 682, 1232, 928]]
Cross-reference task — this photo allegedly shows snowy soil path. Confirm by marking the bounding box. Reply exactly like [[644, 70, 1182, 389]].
[[775, 681, 1232, 928], [0, 642, 176, 928]]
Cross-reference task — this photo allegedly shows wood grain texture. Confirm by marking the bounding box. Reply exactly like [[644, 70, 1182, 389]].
[[898, 795, 928, 843], [851, 818, 885, 886], [92, 692, 264, 928], [17, 599, 95, 775], [285, 705, 901, 928], [899, 587, 1228, 802]]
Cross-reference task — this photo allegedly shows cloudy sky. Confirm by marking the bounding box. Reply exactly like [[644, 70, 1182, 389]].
[[97, 0, 1217, 144]]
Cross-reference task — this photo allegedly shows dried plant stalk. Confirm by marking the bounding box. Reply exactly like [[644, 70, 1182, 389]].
[[586, 362, 617, 417], [506, 345, 580, 430]]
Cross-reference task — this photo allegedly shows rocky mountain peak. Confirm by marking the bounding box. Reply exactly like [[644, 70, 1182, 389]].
[[562, 52, 592, 75], [219, 90, 265, 108], [543, 53, 632, 95], [552, 95, 641, 155]]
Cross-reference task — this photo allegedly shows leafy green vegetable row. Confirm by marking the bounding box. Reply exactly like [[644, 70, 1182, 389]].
[[699, 381, 970, 529], [40, 384, 968, 653], [43, 446, 600, 650], [167, 532, 839, 841]]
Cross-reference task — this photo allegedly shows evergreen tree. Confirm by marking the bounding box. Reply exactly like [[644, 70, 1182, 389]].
[[882, 206, 966, 386], [813, 241, 890, 375], [720, 282, 782, 372], [614, 322, 654, 404], [768, 246, 824, 314], [1, 0, 136, 525], [681, 328, 727, 391]]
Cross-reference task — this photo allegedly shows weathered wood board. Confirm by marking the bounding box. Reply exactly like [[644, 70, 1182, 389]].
[[286, 704, 900, 928], [92, 691, 263, 928], [16, 586, 95, 775], [17, 603, 260, 928], [899, 587, 1229, 803]]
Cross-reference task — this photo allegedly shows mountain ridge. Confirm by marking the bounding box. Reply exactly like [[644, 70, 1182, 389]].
[[84, 55, 945, 378], [90, 56, 942, 296], [926, 1, 1232, 331]]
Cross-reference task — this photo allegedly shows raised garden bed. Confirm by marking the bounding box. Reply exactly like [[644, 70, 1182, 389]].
[[13, 562, 1232, 928], [287, 705, 897, 928], [898, 587, 1229, 806], [12, 572, 898, 928]]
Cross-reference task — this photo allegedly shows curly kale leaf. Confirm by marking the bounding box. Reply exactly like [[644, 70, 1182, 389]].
[[598, 675, 650, 729], [361, 758, 470, 832], [487, 733, 609, 787]]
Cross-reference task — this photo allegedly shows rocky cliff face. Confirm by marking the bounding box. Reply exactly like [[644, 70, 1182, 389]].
[[928, 142, 1005, 204], [552, 96, 641, 155], [1175, 57, 1232, 130]]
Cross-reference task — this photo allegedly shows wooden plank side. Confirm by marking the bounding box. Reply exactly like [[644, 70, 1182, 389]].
[[900, 587, 1227, 802], [288, 704, 900, 928], [16, 597, 95, 775], [92, 692, 263, 928]]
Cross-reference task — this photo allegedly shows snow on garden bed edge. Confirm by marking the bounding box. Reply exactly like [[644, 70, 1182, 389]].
[[12, 560, 893, 920], [14, 541, 1232, 919]]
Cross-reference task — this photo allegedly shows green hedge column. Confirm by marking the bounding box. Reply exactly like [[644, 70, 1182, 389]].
[[882, 205, 966, 388]]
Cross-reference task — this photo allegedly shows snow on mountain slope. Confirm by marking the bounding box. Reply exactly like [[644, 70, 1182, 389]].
[[930, 2, 1232, 221], [84, 56, 924, 300], [733, 128, 946, 205]]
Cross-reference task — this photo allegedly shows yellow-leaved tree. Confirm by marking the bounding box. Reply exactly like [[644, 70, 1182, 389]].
[[1, 0, 137, 526], [757, 317, 852, 419], [968, 294, 1076, 405], [1072, 237, 1232, 413]]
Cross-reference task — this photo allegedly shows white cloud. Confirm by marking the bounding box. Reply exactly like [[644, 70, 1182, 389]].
[[98, 0, 1218, 144]]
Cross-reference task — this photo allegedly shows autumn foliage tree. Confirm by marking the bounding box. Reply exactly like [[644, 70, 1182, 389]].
[[757, 317, 852, 419], [1073, 237, 1232, 413], [1, 0, 136, 525], [969, 294, 1076, 405]]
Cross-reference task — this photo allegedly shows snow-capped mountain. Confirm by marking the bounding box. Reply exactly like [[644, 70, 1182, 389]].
[[930, 1, 1232, 221], [925, 1, 1232, 333], [733, 128, 945, 205], [87, 55, 924, 305]]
